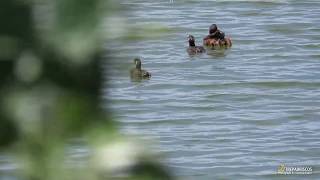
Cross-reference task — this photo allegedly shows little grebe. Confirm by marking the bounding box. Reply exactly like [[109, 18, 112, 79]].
[[130, 58, 151, 80], [203, 24, 232, 47], [187, 35, 206, 55]]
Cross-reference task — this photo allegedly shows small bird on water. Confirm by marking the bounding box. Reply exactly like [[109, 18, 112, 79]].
[[130, 58, 151, 80], [187, 35, 206, 55], [203, 24, 232, 47]]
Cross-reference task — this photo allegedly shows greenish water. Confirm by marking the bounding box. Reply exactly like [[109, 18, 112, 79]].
[[105, 0, 320, 179]]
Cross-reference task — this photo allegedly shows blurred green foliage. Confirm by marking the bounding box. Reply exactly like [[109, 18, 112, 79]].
[[0, 0, 173, 180]]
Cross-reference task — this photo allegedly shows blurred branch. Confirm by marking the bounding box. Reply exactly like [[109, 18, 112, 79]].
[[0, 0, 174, 180]]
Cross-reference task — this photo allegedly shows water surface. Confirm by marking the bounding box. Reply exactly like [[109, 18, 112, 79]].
[[105, 0, 320, 179]]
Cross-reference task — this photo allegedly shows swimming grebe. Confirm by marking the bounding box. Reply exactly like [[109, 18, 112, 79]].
[[130, 58, 151, 80], [187, 35, 206, 55], [203, 24, 232, 47]]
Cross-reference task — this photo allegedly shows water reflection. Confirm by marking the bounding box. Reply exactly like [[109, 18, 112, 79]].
[[206, 48, 229, 58]]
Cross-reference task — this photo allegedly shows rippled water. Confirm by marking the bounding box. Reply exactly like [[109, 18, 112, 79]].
[[105, 0, 320, 179]]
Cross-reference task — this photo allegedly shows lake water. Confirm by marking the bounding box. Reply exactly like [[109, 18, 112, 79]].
[[105, 0, 320, 179]]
